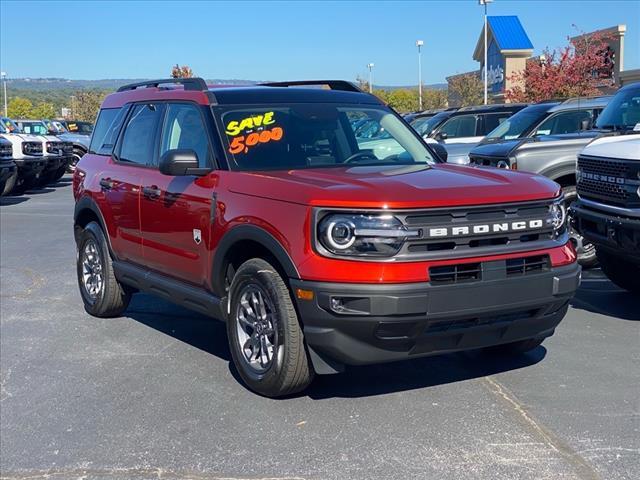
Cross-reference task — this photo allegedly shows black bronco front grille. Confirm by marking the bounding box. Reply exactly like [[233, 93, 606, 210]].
[[394, 200, 560, 260], [468, 154, 509, 168], [429, 262, 482, 284], [577, 155, 640, 208], [0, 144, 12, 159]]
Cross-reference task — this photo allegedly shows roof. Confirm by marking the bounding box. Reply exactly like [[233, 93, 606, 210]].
[[473, 16, 534, 61], [102, 79, 383, 109], [548, 96, 612, 112]]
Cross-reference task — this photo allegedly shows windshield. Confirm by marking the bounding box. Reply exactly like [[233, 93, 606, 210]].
[[0, 122, 6, 134], [410, 112, 448, 136], [218, 104, 435, 171], [2, 118, 24, 134], [19, 121, 49, 136], [485, 105, 551, 141], [596, 87, 640, 130], [66, 121, 93, 134]]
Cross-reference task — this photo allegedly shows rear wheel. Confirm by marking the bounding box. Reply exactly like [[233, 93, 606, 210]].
[[597, 249, 640, 294], [227, 258, 313, 397], [76, 221, 131, 317], [564, 185, 597, 268]]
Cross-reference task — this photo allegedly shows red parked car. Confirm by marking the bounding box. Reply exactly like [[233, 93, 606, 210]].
[[73, 78, 580, 397]]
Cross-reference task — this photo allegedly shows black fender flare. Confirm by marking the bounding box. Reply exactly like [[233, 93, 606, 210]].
[[540, 164, 576, 185], [73, 196, 116, 257], [211, 225, 300, 296]]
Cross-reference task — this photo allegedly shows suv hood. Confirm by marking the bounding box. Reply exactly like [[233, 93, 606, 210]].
[[227, 164, 560, 209], [471, 131, 601, 159], [59, 132, 90, 148]]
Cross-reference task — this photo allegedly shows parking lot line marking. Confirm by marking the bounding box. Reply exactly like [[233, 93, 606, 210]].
[[483, 376, 602, 480]]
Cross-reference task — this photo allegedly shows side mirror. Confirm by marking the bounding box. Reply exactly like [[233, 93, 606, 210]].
[[431, 143, 448, 162], [435, 131, 448, 141], [580, 118, 592, 131], [159, 149, 211, 176]]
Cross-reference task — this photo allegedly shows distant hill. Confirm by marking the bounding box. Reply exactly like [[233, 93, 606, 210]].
[[6, 78, 448, 92]]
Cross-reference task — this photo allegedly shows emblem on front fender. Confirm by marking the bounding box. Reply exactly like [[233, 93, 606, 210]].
[[193, 229, 202, 245]]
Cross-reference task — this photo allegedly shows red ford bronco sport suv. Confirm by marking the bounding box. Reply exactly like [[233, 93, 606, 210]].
[[73, 78, 580, 397]]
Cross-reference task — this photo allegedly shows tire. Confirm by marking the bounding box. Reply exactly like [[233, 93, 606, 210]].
[[67, 149, 84, 173], [227, 258, 314, 397], [38, 170, 57, 187], [563, 185, 597, 268], [54, 165, 66, 181], [76, 221, 131, 317], [485, 336, 545, 355], [597, 249, 640, 294], [12, 176, 36, 195], [2, 171, 17, 196]]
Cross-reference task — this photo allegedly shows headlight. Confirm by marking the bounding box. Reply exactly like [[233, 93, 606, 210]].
[[317, 213, 419, 257], [22, 142, 43, 155], [547, 198, 567, 233]]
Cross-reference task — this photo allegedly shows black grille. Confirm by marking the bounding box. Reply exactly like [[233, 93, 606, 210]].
[[577, 155, 640, 208], [429, 262, 481, 284], [0, 145, 11, 158], [506, 255, 550, 276], [396, 200, 558, 260], [468, 154, 507, 168]]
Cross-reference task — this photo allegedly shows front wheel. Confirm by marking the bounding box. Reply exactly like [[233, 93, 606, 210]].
[[597, 250, 640, 294], [227, 258, 314, 397], [76, 221, 131, 317]]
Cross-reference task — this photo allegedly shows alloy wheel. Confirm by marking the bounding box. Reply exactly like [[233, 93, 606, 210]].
[[81, 239, 103, 300]]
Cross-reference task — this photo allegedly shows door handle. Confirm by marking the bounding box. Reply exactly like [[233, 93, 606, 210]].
[[142, 185, 161, 199], [99, 178, 114, 190]]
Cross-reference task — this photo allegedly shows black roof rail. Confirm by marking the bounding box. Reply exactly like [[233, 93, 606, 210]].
[[116, 77, 208, 93], [259, 80, 363, 93]]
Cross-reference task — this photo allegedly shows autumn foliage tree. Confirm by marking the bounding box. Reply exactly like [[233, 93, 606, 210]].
[[506, 30, 615, 102], [171, 64, 194, 78]]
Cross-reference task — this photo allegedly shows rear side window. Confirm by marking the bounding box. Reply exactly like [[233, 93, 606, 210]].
[[89, 108, 127, 155], [119, 104, 164, 165], [482, 113, 510, 135], [439, 115, 478, 138]]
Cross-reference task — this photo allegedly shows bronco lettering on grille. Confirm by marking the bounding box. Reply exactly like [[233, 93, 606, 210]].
[[426, 219, 544, 238]]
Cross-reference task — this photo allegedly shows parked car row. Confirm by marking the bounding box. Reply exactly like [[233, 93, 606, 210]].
[[0, 117, 92, 196]]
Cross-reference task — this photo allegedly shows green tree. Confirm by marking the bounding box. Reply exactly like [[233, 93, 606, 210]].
[[31, 102, 57, 119], [448, 74, 483, 107], [384, 89, 420, 113], [7, 97, 34, 118], [72, 90, 106, 122], [422, 89, 448, 110]]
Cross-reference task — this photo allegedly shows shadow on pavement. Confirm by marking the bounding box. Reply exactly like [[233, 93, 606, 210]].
[[125, 293, 231, 361], [124, 293, 547, 399], [0, 196, 29, 206], [571, 269, 639, 321]]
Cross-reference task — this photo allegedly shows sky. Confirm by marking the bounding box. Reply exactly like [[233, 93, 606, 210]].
[[1, 0, 639, 86]]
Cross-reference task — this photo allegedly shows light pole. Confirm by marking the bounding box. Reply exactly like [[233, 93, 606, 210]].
[[1, 72, 7, 117], [479, 0, 493, 105], [416, 40, 424, 111], [367, 63, 374, 93]]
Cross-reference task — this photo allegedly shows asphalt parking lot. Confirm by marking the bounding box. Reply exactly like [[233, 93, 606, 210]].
[[0, 178, 638, 480]]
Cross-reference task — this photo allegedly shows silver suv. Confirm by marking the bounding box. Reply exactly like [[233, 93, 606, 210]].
[[467, 95, 612, 266]]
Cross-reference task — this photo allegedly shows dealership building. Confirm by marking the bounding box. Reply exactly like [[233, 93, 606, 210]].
[[446, 16, 637, 106]]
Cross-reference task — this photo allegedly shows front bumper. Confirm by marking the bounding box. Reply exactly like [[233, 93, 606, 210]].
[[572, 200, 640, 263], [291, 261, 580, 371], [14, 157, 47, 178]]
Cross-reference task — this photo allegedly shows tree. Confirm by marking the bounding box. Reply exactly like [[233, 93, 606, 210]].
[[505, 30, 615, 102], [72, 90, 106, 122], [385, 89, 420, 113], [31, 102, 56, 119], [7, 97, 34, 118], [422, 89, 448, 110], [448, 74, 483, 107], [171, 64, 194, 78], [355, 75, 370, 93]]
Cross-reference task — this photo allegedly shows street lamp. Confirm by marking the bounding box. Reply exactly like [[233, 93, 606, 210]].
[[367, 63, 374, 93], [479, 0, 493, 105], [1, 72, 7, 117], [416, 40, 424, 111]]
